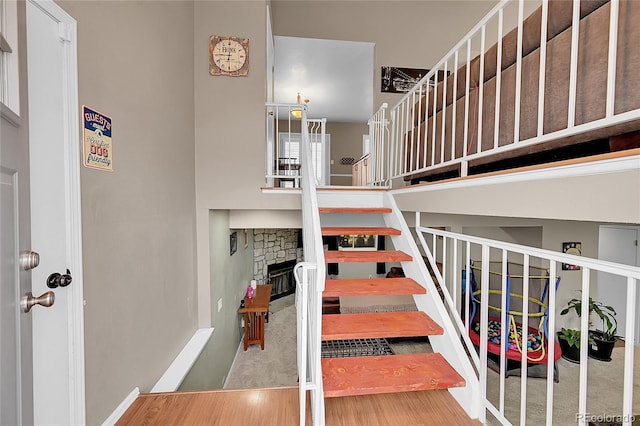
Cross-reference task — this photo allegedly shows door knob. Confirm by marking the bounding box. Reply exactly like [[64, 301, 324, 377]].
[[47, 269, 72, 288], [19, 251, 40, 271], [21, 291, 55, 313]]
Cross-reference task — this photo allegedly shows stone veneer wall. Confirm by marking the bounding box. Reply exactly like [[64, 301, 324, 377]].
[[253, 229, 302, 283]]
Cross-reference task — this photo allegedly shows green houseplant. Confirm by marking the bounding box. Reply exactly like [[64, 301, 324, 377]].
[[559, 295, 617, 362]]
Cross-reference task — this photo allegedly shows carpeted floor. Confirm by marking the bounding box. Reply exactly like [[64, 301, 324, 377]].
[[485, 345, 640, 425], [225, 294, 639, 425], [224, 294, 298, 389]]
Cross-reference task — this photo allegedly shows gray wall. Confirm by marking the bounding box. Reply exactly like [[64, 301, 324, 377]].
[[327, 122, 369, 186], [271, 0, 497, 116], [58, 2, 197, 424], [180, 211, 254, 391]]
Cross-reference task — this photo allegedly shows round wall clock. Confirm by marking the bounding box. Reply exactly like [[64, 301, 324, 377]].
[[209, 35, 249, 77]]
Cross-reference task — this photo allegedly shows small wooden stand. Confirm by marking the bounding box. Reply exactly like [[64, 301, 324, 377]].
[[238, 284, 272, 350]]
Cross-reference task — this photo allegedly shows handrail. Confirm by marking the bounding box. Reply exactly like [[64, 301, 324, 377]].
[[295, 109, 326, 425], [416, 217, 639, 426]]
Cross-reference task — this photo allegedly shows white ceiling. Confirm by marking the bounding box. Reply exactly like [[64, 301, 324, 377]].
[[273, 36, 375, 123]]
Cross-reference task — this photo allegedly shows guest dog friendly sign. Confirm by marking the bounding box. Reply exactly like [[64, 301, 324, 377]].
[[83, 105, 112, 171]]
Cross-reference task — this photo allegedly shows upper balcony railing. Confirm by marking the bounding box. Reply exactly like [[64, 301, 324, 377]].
[[368, 0, 640, 186], [265, 103, 327, 189]]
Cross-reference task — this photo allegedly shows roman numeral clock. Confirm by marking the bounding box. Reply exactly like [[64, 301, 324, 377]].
[[209, 35, 249, 77]]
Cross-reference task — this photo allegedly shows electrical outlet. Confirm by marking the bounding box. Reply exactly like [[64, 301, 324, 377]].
[[217, 298, 223, 312]]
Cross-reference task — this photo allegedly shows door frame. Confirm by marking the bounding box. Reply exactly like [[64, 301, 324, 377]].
[[26, 0, 85, 422]]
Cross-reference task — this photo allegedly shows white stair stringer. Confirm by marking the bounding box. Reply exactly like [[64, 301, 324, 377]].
[[381, 192, 481, 420]]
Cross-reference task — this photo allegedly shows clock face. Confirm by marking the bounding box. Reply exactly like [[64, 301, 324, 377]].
[[209, 36, 249, 76]]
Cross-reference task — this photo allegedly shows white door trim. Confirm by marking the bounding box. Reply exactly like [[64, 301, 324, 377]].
[[26, 0, 85, 422]]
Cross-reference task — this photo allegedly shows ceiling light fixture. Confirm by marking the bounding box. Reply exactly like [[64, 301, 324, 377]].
[[290, 93, 309, 119]]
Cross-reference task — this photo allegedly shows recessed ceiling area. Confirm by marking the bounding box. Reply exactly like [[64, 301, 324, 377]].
[[274, 36, 374, 123]]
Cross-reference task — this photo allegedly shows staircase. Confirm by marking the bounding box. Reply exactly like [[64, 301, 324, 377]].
[[316, 195, 473, 417]]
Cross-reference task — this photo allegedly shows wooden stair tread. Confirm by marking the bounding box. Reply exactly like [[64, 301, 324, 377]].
[[322, 353, 465, 397], [322, 311, 442, 340], [323, 278, 425, 297], [324, 389, 481, 425], [321, 226, 401, 236], [325, 250, 412, 263], [319, 207, 392, 214]]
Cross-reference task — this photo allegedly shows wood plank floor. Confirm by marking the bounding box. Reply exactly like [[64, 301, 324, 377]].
[[116, 386, 479, 425]]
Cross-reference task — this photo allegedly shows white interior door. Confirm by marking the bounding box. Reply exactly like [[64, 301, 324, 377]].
[[597, 225, 640, 344], [1, 91, 34, 426], [25, 1, 85, 424]]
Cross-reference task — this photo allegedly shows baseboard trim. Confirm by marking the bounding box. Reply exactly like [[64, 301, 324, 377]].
[[223, 338, 245, 389], [101, 387, 140, 426], [151, 327, 214, 393]]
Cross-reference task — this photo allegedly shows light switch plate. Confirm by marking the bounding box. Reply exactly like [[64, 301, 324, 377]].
[[217, 298, 223, 312]]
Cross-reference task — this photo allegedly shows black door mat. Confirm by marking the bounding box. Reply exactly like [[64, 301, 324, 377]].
[[321, 338, 394, 358]]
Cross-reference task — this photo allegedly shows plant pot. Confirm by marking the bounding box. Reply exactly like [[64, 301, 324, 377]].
[[589, 330, 615, 362], [557, 331, 581, 363]]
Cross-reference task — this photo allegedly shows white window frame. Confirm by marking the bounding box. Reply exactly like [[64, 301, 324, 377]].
[[0, 0, 20, 124]]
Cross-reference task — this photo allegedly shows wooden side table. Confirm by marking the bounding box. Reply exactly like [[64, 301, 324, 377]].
[[238, 284, 272, 351]]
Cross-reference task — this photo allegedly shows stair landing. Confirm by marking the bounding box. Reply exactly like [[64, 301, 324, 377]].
[[322, 352, 465, 397]]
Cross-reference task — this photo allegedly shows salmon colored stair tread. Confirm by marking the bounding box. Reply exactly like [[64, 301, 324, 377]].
[[324, 250, 412, 263], [321, 227, 401, 236], [319, 207, 392, 214], [323, 278, 425, 297], [322, 311, 443, 340], [322, 353, 466, 397]]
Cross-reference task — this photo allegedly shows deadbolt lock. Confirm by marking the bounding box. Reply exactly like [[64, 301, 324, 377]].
[[47, 269, 73, 289]]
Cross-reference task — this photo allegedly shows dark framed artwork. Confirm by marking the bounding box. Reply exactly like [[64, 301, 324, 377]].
[[230, 231, 237, 256], [562, 242, 582, 270], [381, 66, 450, 93], [381, 66, 429, 93]]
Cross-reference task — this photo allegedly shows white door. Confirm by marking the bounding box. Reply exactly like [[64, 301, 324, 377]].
[[1, 72, 35, 426], [25, 1, 85, 424], [597, 225, 640, 344]]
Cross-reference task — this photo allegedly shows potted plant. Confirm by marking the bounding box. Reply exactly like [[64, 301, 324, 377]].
[[557, 328, 591, 363], [560, 295, 617, 362]]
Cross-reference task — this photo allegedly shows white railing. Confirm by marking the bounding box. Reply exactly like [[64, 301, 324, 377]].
[[372, 0, 640, 184], [293, 109, 326, 426], [265, 103, 327, 188], [415, 215, 639, 425], [366, 102, 389, 186]]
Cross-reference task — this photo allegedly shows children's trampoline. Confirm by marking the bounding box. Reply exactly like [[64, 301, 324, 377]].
[[464, 261, 562, 382]]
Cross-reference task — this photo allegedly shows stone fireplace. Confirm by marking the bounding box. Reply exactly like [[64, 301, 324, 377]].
[[253, 229, 302, 300]]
